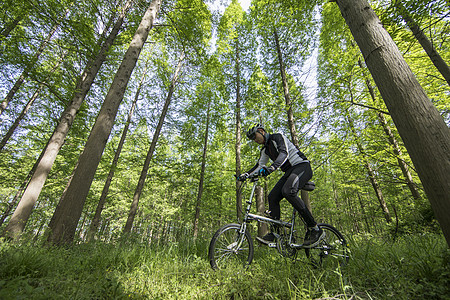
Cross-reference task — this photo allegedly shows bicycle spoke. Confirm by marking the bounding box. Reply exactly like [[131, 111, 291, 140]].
[[209, 224, 254, 270], [305, 224, 349, 268]]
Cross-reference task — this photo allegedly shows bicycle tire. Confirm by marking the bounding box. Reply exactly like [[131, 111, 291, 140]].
[[208, 223, 254, 270], [305, 223, 349, 268]]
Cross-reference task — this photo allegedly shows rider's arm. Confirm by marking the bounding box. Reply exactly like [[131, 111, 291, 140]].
[[269, 133, 289, 170], [247, 147, 269, 175]]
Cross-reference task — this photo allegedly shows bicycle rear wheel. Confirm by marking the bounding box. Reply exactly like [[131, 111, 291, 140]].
[[208, 223, 254, 270], [305, 223, 349, 268]]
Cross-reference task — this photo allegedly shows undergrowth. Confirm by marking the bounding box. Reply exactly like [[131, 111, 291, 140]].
[[0, 233, 448, 299]]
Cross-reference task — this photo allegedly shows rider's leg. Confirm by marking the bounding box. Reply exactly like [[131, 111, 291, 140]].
[[281, 163, 315, 227], [256, 179, 285, 244], [281, 163, 324, 247], [267, 177, 286, 220]]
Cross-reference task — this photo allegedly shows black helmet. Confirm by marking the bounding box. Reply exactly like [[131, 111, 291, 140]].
[[246, 123, 265, 140]]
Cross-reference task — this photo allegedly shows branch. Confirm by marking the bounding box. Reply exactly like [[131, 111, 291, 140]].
[[29, 76, 67, 106], [348, 100, 390, 115]]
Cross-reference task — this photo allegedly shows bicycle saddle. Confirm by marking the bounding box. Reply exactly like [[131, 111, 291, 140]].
[[302, 181, 315, 191]]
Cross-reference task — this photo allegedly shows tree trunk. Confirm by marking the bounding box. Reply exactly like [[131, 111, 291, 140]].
[[255, 185, 268, 237], [274, 29, 312, 213], [0, 55, 64, 151], [123, 52, 184, 233], [358, 59, 422, 203], [193, 99, 212, 238], [2, 3, 132, 240], [336, 0, 450, 246], [0, 15, 23, 38], [346, 113, 391, 223], [395, 1, 450, 86], [47, 0, 161, 245], [235, 37, 243, 221], [273, 30, 300, 147], [0, 9, 68, 115], [86, 68, 146, 241], [357, 192, 371, 233]]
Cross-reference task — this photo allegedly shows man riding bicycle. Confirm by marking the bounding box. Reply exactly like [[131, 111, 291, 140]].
[[238, 124, 324, 248]]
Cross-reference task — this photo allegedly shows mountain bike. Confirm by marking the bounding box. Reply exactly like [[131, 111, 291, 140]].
[[208, 173, 350, 270]]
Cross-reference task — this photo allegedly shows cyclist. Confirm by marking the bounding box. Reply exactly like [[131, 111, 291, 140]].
[[238, 124, 324, 248]]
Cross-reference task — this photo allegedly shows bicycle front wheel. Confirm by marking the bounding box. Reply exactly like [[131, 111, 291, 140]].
[[305, 223, 349, 268], [208, 223, 254, 270]]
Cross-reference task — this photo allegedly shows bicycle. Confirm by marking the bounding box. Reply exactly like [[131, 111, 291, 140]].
[[208, 173, 350, 270]]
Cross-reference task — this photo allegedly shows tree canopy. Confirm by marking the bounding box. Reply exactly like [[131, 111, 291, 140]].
[[0, 0, 449, 246]]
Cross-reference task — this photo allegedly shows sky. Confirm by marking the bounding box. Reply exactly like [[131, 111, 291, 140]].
[[238, 0, 251, 11]]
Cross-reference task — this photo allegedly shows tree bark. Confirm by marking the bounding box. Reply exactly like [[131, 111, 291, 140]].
[[86, 67, 146, 241], [47, 0, 160, 245], [274, 29, 312, 213], [395, 1, 450, 86], [255, 185, 268, 237], [193, 99, 212, 238], [0, 9, 68, 115], [358, 59, 422, 203], [346, 113, 391, 223], [273, 30, 300, 147], [2, 3, 132, 240], [0, 55, 64, 151], [336, 0, 450, 246], [123, 52, 184, 233], [235, 37, 243, 221], [0, 15, 23, 38]]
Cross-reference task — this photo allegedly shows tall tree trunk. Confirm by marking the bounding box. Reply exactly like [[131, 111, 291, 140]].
[[273, 30, 300, 147], [358, 59, 422, 203], [255, 185, 268, 237], [0, 9, 68, 115], [235, 37, 243, 221], [0, 55, 65, 151], [47, 0, 160, 245], [2, 3, 131, 240], [0, 15, 23, 38], [336, 0, 450, 246], [273, 29, 312, 213], [123, 52, 184, 233], [357, 192, 371, 233], [346, 113, 391, 223], [395, 1, 450, 86], [0, 141, 48, 228], [86, 67, 147, 241], [193, 99, 212, 238]]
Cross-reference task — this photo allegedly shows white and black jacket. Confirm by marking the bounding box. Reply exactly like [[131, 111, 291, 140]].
[[248, 133, 308, 174]]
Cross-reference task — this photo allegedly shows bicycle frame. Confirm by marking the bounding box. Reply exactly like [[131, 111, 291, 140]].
[[209, 175, 349, 270], [238, 175, 303, 249]]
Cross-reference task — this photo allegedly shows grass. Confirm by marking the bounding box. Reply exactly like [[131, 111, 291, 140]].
[[0, 233, 449, 299]]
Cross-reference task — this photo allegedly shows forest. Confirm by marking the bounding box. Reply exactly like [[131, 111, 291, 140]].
[[0, 0, 449, 298]]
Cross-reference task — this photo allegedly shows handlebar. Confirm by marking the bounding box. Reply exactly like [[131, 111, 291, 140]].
[[235, 173, 261, 182]]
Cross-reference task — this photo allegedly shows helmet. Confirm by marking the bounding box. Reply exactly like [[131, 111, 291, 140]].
[[246, 123, 265, 140]]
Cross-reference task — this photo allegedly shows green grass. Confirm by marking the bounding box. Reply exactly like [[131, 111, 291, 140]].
[[0, 233, 448, 299]]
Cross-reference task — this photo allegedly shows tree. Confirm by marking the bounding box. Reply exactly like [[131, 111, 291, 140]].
[[357, 59, 422, 203], [335, 0, 450, 247], [193, 97, 211, 237], [47, 0, 161, 245], [123, 52, 184, 234], [0, 8, 68, 114], [393, 0, 450, 87], [86, 64, 148, 241], [2, 2, 133, 240], [215, 0, 246, 220]]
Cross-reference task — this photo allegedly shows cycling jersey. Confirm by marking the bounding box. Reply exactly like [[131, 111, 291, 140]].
[[248, 133, 308, 174]]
